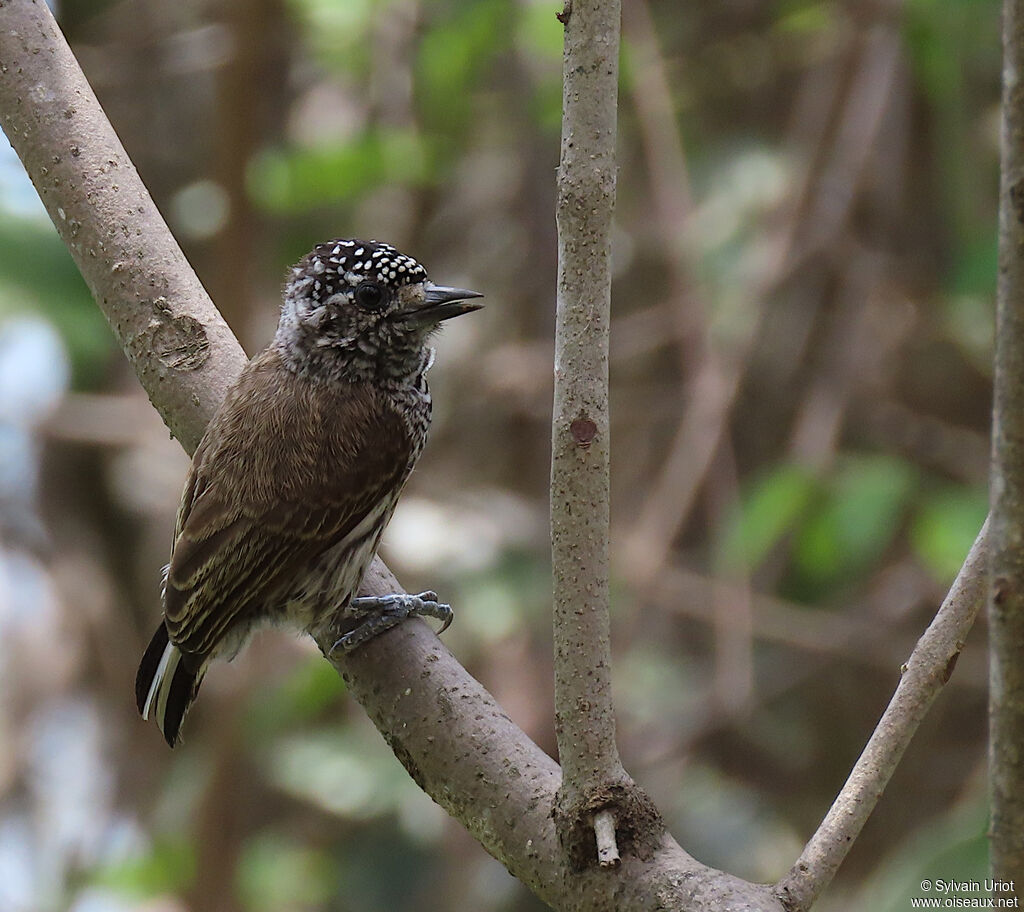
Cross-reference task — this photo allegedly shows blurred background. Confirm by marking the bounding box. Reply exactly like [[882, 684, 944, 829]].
[[0, 0, 999, 909]]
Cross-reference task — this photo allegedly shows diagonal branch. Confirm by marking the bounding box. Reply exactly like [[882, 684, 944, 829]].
[[0, 0, 246, 448], [776, 524, 988, 911]]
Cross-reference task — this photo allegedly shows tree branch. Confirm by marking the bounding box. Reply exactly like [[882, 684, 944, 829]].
[[776, 523, 988, 911], [551, 0, 644, 871], [0, 2, 791, 908], [989, 0, 1024, 888]]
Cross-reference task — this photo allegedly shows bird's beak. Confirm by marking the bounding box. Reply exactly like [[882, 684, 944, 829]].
[[394, 283, 484, 326]]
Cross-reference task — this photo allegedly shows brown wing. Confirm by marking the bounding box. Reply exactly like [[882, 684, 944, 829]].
[[163, 348, 413, 661]]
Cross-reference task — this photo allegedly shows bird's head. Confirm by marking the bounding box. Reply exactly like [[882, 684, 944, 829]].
[[277, 238, 482, 383]]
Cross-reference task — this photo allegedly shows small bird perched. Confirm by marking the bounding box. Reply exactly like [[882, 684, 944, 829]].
[[135, 238, 482, 747]]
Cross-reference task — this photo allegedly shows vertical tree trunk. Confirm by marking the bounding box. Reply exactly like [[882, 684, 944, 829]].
[[551, 0, 639, 877], [989, 0, 1024, 892]]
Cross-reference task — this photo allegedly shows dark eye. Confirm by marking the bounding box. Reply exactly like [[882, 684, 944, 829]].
[[354, 281, 386, 311]]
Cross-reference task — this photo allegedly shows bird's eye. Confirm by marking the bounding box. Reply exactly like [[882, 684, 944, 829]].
[[354, 281, 386, 311]]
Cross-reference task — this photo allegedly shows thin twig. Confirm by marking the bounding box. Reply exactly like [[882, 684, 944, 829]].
[[776, 523, 988, 911]]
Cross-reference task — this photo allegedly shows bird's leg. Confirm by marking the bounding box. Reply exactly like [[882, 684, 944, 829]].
[[330, 590, 453, 653]]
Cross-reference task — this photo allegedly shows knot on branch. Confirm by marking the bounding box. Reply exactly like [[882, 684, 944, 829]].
[[570, 415, 597, 449], [129, 298, 211, 372], [553, 779, 664, 872]]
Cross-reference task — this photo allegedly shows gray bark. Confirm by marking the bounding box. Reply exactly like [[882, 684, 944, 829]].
[[989, 0, 1024, 889], [550, 0, 629, 832]]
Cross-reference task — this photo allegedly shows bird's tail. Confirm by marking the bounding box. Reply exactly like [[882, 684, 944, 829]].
[[135, 623, 203, 748]]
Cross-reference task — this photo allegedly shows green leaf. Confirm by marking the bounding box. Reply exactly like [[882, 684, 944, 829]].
[[717, 463, 817, 573], [793, 454, 916, 589], [416, 0, 512, 131]]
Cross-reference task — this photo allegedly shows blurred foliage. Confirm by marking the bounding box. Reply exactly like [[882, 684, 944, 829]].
[[244, 656, 347, 742], [249, 129, 438, 213], [237, 833, 334, 912], [0, 0, 1006, 910], [911, 483, 989, 582], [89, 837, 196, 899], [718, 463, 818, 574], [0, 212, 111, 386], [791, 455, 917, 595], [840, 791, 989, 912]]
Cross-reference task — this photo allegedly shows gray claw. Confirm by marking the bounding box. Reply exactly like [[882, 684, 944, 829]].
[[330, 591, 453, 654]]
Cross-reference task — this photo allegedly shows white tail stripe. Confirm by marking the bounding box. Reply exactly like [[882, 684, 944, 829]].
[[142, 640, 181, 723]]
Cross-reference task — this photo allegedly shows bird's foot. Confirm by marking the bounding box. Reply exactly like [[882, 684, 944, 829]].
[[330, 591, 453, 653]]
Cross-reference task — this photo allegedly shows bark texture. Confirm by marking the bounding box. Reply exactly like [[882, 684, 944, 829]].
[[551, 2, 639, 874], [551, 0, 663, 884], [989, 0, 1024, 889]]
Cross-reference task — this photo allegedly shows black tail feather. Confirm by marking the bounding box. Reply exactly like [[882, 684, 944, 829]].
[[136, 622, 204, 747], [135, 622, 169, 715], [163, 659, 199, 748]]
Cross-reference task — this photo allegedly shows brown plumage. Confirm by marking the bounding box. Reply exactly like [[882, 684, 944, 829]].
[[136, 239, 482, 746]]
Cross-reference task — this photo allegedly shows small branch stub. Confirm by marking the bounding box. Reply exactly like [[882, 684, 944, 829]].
[[570, 415, 597, 448], [594, 809, 621, 868]]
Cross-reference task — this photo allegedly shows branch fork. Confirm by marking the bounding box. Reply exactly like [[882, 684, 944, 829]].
[[553, 779, 664, 872]]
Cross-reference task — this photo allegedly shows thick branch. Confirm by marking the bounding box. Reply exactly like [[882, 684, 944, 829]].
[[989, 0, 1024, 887], [552, 0, 625, 797], [776, 524, 988, 911], [0, 3, 790, 908]]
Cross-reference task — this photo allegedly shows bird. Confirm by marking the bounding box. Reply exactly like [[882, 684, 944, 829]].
[[135, 238, 482, 747]]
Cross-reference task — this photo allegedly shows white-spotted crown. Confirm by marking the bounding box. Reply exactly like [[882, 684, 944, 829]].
[[294, 239, 428, 306]]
